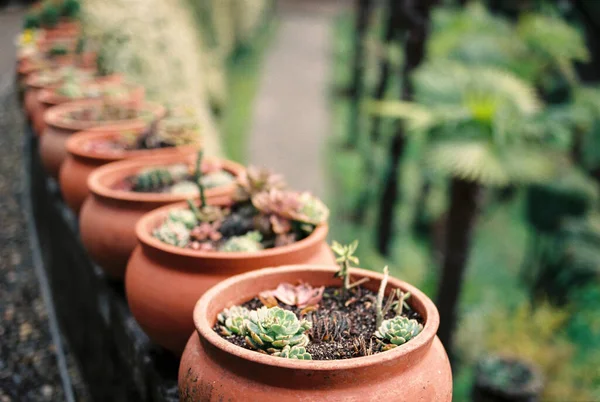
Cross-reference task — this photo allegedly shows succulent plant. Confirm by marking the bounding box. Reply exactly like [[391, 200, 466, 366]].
[[217, 305, 250, 337], [259, 283, 325, 308], [244, 307, 311, 353], [294, 192, 330, 226], [40, 3, 60, 28], [272, 345, 312, 360], [168, 209, 197, 229], [201, 170, 235, 189], [153, 115, 201, 147], [307, 311, 352, 343], [23, 13, 40, 29], [48, 45, 69, 57], [275, 233, 296, 248], [169, 181, 198, 195], [219, 212, 256, 237], [252, 189, 300, 217], [219, 231, 263, 253], [331, 240, 360, 296], [190, 221, 222, 242], [234, 166, 287, 202], [152, 220, 190, 247], [252, 190, 329, 227], [57, 80, 84, 98], [187, 200, 229, 224], [132, 164, 189, 192], [375, 316, 423, 349], [61, 0, 81, 18]]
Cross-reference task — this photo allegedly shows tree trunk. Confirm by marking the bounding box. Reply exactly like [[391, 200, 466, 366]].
[[436, 178, 481, 356], [346, 0, 373, 148], [352, 0, 403, 224], [376, 0, 434, 255]]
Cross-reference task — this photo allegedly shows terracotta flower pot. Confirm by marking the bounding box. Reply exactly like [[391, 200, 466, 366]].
[[41, 21, 81, 41], [34, 79, 141, 134], [60, 123, 186, 215], [23, 64, 100, 124], [80, 155, 241, 279], [178, 265, 453, 401], [126, 211, 336, 355], [39, 99, 165, 178]]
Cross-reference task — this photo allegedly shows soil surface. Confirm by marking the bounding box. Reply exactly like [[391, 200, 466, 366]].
[[214, 286, 423, 360]]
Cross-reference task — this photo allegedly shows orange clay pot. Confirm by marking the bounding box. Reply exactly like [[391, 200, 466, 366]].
[[34, 81, 142, 134], [39, 99, 165, 178], [41, 21, 81, 41], [27, 67, 113, 133], [79, 156, 242, 279], [60, 123, 188, 215], [126, 210, 336, 355], [179, 265, 453, 402], [23, 62, 99, 123]]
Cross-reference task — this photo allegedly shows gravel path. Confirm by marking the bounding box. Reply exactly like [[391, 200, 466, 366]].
[[0, 8, 86, 402], [248, 0, 349, 198]]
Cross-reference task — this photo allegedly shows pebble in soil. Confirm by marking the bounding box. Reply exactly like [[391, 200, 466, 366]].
[[213, 286, 423, 360]]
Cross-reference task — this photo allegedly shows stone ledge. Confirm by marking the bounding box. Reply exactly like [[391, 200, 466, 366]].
[[28, 129, 179, 401]]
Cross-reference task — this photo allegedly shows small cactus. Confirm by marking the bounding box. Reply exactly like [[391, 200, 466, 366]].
[[152, 220, 190, 247], [219, 231, 263, 252], [244, 307, 311, 353], [375, 316, 423, 349], [217, 306, 250, 337], [272, 345, 312, 360], [153, 115, 201, 147], [132, 164, 189, 192]]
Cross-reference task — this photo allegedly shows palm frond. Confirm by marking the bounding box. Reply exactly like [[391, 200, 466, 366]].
[[517, 14, 589, 65], [412, 62, 541, 116], [429, 3, 525, 70], [427, 141, 559, 186], [427, 141, 509, 186]]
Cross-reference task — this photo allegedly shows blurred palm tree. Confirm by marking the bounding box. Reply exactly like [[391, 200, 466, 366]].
[[428, 3, 589, 102], [368, 61, 567, 354]]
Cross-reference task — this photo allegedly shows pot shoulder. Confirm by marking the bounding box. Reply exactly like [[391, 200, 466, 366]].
[[179, 332, 452, 402]]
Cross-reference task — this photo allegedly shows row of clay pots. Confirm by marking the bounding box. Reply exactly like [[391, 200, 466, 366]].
[[22, 16, 452, 400], [40, 99, 166, 178], [79, 154, 242, 277]]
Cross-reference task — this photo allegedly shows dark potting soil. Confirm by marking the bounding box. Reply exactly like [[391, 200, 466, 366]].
[[213, 286, 423, 360]]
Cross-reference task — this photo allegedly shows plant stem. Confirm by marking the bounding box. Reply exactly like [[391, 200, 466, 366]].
[[343, 261, 350, 296], [375, 0, 434, 255], [436, 178, 480, 358], [347, 0, 373, 148], [376, 266, 389, 328], [194, 150, 206, 207], [353, 0, 400, 224]]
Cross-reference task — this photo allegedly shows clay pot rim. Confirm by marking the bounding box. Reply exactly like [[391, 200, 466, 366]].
[[193, 264, 439, 370], [136, 204, 329, 260], [25, 66, 96, 90], [19, 64, 99, 89], [44, 98, 164, 132], [66, 127, 184, 162], [37, 81, 140, 107], [88, 155, 243, 203]]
